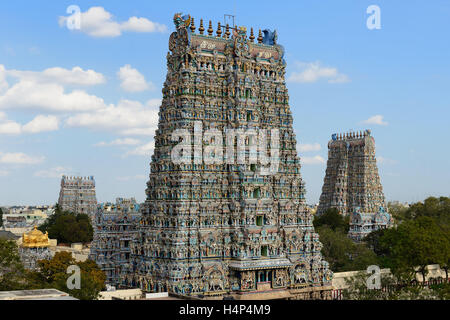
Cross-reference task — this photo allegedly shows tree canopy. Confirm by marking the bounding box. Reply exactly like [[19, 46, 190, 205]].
[[313, 208, 350, 233], [0, 239, 29, 291], [0, 207, 4, 228], [38, 204, 93, 244], [32, 251, 106, 300]]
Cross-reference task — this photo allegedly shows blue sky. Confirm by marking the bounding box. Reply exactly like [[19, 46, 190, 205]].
[[0, 0, 449, 206]]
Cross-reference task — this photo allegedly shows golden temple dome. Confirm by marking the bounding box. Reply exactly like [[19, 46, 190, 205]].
[[21, 226, 50, 248]]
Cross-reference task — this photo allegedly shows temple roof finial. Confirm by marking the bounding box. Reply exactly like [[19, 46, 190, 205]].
[[199, 19, 205, 35], [249, 27, 255, 42], [190, 17, 195, 33], [207, 20, 213, 36], [257, 29, 263, 43], [216, 22, 222, 37]]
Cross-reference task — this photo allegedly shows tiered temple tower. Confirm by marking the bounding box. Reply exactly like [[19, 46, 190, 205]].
[[127, 14, 333, 300], [317, 130, 391, 240], [89, 198, 141, 288], [58, 176, 97, 219]]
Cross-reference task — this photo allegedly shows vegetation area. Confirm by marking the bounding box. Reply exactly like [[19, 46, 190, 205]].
[[0, 238, 105, 299], [38, 204, 93, 244], [314, 196, 450, 299], [0, 207, 3, 227]]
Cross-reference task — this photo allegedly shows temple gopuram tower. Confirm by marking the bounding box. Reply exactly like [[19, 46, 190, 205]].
[[90, 198, 141, 288], [317, 130, 391, 240], [58, 175, 97, 219], [129, 13, 333, 300]]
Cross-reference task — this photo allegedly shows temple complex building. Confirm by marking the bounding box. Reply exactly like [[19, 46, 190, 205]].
[[125, 13, 333, 300], [18, 226, 52, 270], [89, 198, 141, 288], [58, 176, 97, 219], [317, 130, 392, 240]]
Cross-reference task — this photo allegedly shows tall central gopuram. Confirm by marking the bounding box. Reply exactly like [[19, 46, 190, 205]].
[[128, 14, 333, 300]]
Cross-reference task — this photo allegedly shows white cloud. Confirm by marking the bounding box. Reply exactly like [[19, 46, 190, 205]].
[[118, 64, 153, 92], [362, 115, 388, 126], [95, 138, 141, 147], [0, 114, 59, 135], [0, 65, 8, 93], [22, 115, 59, 133], [122, 17, 167, 33], [0, 65, 107, 113], [65, 99, 159, 136], [0, 169, 9, 177], [58, 6, 167, 38], [0, 80, 107, 112], [0, 152, 45, 165], [6, 66, 105, 86], [0, 120, 22, 134], [301, 155, 326, 165], [34, 166, 71, 178], [288, 61, 350, 84], [116, 174, 147, 181], [126, 140, 155, 156], [297, 143, 321, 153]]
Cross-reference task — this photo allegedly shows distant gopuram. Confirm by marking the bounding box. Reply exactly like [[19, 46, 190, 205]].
[[58, 175, 97, 219], [317, 130, 391, 240], [127, 13, 333, 300]]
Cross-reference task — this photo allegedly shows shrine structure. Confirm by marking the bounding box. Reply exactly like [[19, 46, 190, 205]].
[[126, 13, 333, 300], [317, 130, 392, 240], [58, 176, 97, 219], [89, 198, 141, 287]]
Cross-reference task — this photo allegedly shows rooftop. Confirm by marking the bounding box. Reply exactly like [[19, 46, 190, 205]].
[[0, 289, 78, 300]]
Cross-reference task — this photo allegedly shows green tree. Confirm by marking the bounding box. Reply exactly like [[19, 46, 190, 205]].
[[39, 205, 93, 244], [36, 251, 106, 300], [0, 207, 4, 228], [403, 197, 450, 227], [380, 216, 450, 282], [317, 226, 379, 272], [314, 208, 350, 233], [0, 239, 28, 290]]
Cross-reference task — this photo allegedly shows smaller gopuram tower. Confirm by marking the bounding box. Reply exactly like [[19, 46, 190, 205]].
[[58, 176, 97, 219], [317, 130, 387, 216]]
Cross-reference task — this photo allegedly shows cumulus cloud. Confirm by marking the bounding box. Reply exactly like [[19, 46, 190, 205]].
[[0, 65, 107, 113], [95, 138, 141, 147], [362, 115, 388, 126], [22, 115, 59, 133], [126, 140, 155, 156], [0, 65, 8, 93], [6, 66, 105, 86], [0, 80, 107, 112], [58, 6, 167, 38], [0, 120, 21, 134], [118, 64, 153, 92], [65, 99, 159, 136], [0, 152, 45, 165], [288, 61, 349, 84], [297, 143, 321, 153], [301, 155, 326, 165], [0, 114, 59, 135], [34, 166, 72, 178]]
